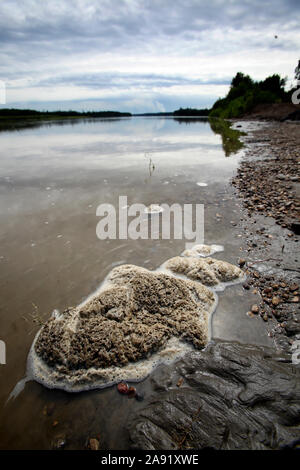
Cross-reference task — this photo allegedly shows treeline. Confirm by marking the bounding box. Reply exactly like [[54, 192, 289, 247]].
[[209, 72, 294, 118], [173, 107, 210, 116], [0, 109, 132, 119]]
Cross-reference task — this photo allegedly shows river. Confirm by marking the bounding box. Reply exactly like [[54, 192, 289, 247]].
[[0, 116, 273, 449]]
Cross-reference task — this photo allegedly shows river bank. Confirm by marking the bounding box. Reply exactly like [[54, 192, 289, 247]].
[[127, 119, 300, 450], [231, 120, 300, 354]]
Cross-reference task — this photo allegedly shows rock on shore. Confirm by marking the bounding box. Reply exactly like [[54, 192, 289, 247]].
[[128, 340, 300, 450]]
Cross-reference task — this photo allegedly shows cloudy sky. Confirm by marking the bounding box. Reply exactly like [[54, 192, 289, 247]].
[[0, 0, 299, 113]]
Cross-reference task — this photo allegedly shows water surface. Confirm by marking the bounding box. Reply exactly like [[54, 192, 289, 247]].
[[0, 117, 272, 449]]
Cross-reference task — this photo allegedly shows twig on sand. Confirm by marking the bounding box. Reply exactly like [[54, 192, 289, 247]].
[[282, 267, 300, 273], [247, 258, 282, 268], [22, 302, 46, 334]]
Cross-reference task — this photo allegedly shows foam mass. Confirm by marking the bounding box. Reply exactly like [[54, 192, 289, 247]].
[[28, 248, 244, 392], [165, 256, 243, 287]]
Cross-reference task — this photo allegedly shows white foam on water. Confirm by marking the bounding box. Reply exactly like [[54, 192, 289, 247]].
[[6, 376, 31, 404], [182, 244, 224, 258], [196, 182, 207, 187], [28, 336, 194, 393], [159, 260, 245, 294], [144, 204, 164, 214]]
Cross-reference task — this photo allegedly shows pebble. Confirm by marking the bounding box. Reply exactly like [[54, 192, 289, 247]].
[[117, 382, 129, 395], [89, 438, 100, 451], [52, 435, 66, 450], [177, 378, 184, 387], [272, 296, 281, 306], [135, 392, 144, 402], [43, 403, 55, 416], [127, 386, 137, 399]]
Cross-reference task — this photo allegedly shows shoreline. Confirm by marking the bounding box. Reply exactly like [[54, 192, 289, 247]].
[[127, 119, 300, 450], [231, 119, 300, 354]]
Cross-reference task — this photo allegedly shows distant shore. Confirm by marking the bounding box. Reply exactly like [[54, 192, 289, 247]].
[[0, 109, 132, 131], [0, 108, 132, 125]]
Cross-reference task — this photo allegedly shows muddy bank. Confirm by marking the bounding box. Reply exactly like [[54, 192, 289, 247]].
[[231, 120, 300, 353], [241, 102, 300, 121], [128, 340, 300, 450]]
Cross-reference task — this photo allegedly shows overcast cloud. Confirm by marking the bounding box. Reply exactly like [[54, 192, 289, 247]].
[[0, 0, 299, 113]]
